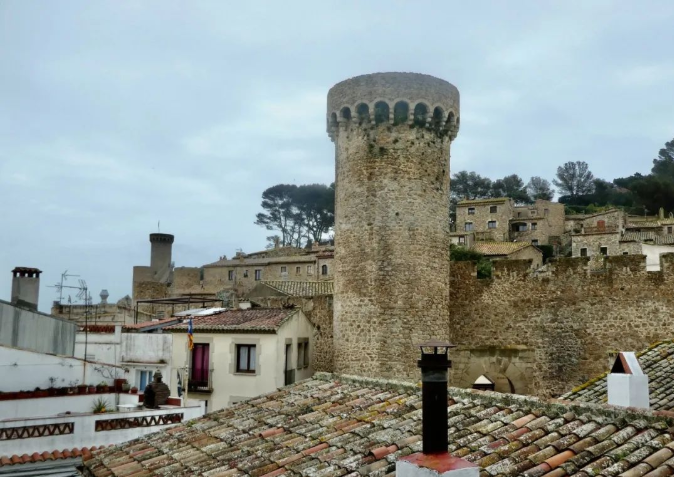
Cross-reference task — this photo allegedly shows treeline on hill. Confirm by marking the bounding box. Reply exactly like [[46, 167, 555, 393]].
[[450, 137, 674, 219], [254, 138, 674, 246], [255, 183, 335, 248]]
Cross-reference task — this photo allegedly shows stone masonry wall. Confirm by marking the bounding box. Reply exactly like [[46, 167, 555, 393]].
[[449, 254, 674, 398]]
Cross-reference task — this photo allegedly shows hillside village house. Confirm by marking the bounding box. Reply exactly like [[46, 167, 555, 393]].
[[166, 308, 315, 412], [473, 241, 543, 269], [456, 198, 564, 248]]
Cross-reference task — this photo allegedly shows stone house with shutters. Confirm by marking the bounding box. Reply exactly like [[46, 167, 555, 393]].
[[456, 198, 512, 242]]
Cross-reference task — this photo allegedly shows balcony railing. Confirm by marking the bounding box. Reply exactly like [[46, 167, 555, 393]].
[[188, 369, 214, 393]]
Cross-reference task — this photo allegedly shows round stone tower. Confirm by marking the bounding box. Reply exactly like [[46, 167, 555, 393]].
[[327, 72, 460, 380]]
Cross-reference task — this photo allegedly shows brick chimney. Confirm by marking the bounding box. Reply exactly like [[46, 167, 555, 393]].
[[11, 267, 42, 311], [396, 341, 478, 477], [607, 351, 649, 409]]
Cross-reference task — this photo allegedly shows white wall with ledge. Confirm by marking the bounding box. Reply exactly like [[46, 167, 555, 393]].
[[0, 393, 119, 420], [0, 345, 127, 393], [0, 403, 204, 456]]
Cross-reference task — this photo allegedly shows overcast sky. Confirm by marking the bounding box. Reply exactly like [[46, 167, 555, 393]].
[[2, 1, 674, 312]]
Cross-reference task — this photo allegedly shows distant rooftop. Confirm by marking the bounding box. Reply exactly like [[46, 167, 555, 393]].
[[457, 197, 509, 206], [473, 241, 532, 256], [166, 308, 298, 333]]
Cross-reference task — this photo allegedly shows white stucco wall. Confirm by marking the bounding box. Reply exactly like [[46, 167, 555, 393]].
[[75, 330, 173, 390], [0, 393, 119, 420], [0, 405, 204, 456], [641, 243, 674, 271], [0, 345, 126, 393], [0, 300, 76, 355], [170, 310, 315, 412]]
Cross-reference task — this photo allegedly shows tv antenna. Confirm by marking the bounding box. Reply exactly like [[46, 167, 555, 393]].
[[49, 270, 80, 305]]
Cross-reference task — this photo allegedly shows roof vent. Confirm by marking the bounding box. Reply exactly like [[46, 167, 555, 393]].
[[607, 351, 649, 409]]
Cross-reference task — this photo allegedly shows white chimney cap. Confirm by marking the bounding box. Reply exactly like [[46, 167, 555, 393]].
[[611, 351, 644, 375]]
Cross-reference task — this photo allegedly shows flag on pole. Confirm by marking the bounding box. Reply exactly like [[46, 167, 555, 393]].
[[187, 318, 194, 351]]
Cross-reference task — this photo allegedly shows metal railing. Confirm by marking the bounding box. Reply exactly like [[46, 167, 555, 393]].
[[188, 369, 214, 393]]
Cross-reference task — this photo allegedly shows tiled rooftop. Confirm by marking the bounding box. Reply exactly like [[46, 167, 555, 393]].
[[166, 309, 297, 333], [458, 198, 509, 206], [258, 281, 335, 297], [474, 242, 531, 256], [1, 446, 106, 467], [205, 255, 316, 268], [620, 232, 674, 245], [83, 373, 674, 477], [562, 341, 674, 411]]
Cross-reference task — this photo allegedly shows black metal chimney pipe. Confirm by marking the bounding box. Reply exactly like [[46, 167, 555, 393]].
[[417, 340, 454, 454]]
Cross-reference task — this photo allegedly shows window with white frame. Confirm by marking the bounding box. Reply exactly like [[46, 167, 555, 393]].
[[464, 222, 474, 232], [296, 266, 301, 275], [254, 269, 262, 281], [307, 265, 313, 275], [487, 221, 496, 229], [467, 207, 475, 215], [228, 270, 234, 281], [138, 370, 154, 390]]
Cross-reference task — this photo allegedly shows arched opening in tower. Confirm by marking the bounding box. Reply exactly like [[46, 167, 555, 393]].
[[393, 101, 409, 125], [374, 101, 389, 125], [356, 103, 369, 124], [413, 103, 429, 126]]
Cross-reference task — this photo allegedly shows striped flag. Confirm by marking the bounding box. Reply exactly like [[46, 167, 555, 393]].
[[187, 318, 194, 351]]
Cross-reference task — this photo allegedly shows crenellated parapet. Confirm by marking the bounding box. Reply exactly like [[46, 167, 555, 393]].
[[326, 72, 460, 141]]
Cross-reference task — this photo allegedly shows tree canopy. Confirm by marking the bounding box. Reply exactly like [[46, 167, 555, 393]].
[[552, 161, 595, 197], [255, 183, 334, 247]]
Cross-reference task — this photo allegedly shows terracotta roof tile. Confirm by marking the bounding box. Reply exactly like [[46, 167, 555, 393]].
[[166, 308, 298, 333], [255, 280, 334, 297], [473, 241, 533, 256], [562, 340, 674, 412], [83, 374, 674, 476], [0, 446, 107, 467]]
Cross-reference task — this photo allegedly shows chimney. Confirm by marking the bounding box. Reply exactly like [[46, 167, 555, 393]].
[[99, 289, 109, 305], [607, 351, 649, 409], [11, 267, 42, 311], [396, 341, 478, 477], [149, 233, 174, 280]]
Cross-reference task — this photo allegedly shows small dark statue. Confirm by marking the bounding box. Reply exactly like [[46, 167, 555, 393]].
[[143, 371, 170, 409]]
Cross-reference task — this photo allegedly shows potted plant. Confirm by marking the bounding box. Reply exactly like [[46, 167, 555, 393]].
[[77, 384, 88, 395], [88, 383, 96, 394], [33, 387, 48, 398], [91, 397, 108, 414], [97, 381, 109, 393], [122, 382, 131, 392], [130, 386, 138, 394]]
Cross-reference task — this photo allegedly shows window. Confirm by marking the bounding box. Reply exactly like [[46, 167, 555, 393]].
[[297, 342, 305, 369], [243, 270, 249, 278], [254, 269, 262, 281], [487, 221, 497, 229], [517, 212, 522, 218], [467, 207, 475, 215], [668, 226, 673, 234], [280, 266, 287, 274], [307, 265, 313, 275], [297, 340, 310, 368], [531, 222, 537, 231], [236, 344, 256, 373], [489, 205, 497, 213], [580, 248, 588, 257], [139, 370, 153, 390], [600, 246, 608, 256], [530, 210, 536, 216], [191, 343, 210, 386], [512, 223, 527, 232], [458, 236, 465, 245], [544, 209, 549, 217], [321, 264, 328, 275], [464, 222, 474, 232], [228, 270, 234, 281], [532, 239, 539, 246], [295, 266, 301, 275], [623, 251, 629, 255]]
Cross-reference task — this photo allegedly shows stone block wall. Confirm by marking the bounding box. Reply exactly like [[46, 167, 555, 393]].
[[449, 254, 674, 398], [457, 200, 511, 241]]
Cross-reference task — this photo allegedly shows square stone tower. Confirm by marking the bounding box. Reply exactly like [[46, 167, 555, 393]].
[[327, 72, 460, 380]]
